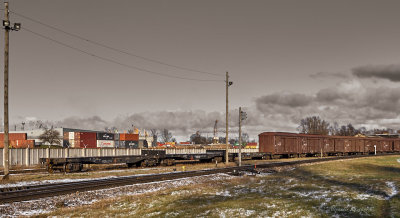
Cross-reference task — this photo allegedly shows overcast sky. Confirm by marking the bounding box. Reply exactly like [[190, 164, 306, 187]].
[[2, 0, 400, 140]]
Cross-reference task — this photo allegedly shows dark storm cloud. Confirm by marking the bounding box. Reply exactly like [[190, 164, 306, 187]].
[[309, 72, 349, 79], [255, 80, 400, 131], [256, 93, 313, 108], [58, 116, 108, 130], [352, 64, 400, 81]]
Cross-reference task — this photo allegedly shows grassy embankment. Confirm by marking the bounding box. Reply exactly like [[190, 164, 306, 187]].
[[37, 155, 400, 217]]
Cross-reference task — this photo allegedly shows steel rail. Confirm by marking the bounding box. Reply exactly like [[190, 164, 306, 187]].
[[0, 154, 397, 204]]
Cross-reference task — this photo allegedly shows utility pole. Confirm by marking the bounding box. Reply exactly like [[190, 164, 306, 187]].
[[238, 107, 242, 166], [2, 2, 20, 180], [225, 72, 232, 164], [238, 107, 247, 166], [3, 2, 10, 179]]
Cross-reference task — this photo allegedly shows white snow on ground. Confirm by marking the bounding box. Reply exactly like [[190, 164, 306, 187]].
[[355, 194, 375, 200], [0, 173, 234, 218], [211, 208, 255, 218], [385, 181, 398, 200], [215, 190, 232, 197]]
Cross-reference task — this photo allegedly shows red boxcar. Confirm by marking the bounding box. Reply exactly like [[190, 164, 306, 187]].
[[259, 132, 400, 156]]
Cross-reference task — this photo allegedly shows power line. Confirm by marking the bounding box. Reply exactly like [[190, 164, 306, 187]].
[[10, 10, 223, 78], [23, 27, 224, 82]]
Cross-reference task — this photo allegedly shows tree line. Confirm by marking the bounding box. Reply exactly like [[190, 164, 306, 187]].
[[298, 116, 396, 136]]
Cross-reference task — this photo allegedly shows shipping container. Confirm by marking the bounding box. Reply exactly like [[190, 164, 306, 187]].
[[120, 140, 139, 148], [69, 132, 75, 140], [119, 133, 139, 141], [74, 132, 97, 148], [0, 133, 27, 141], [63, 132, 69, 140], [97, 132, 115, 140], [0, 139, 34, 148], [97, 140, 115, 148]]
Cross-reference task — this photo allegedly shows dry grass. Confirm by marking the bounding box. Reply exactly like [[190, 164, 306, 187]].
[[33, 155, 400, 217]]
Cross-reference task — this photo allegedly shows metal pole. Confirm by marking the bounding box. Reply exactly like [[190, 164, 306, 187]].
[[3, 2, 10, 179], [238, 107, 242, 166], [225, 72, 229, 164]]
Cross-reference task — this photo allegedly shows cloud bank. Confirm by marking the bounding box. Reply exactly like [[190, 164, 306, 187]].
[[352, 64, 400, 82], [17, 63, 400, 141]]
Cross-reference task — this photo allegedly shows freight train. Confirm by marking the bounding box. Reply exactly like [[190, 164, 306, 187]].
[[259, 132, 400, 158], [40, 132, 400, 173]]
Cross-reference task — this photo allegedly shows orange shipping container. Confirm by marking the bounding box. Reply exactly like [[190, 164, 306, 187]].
[[63, 132, 69, 140], [0, 133, 27, 141], [119, 133, 139, 141]]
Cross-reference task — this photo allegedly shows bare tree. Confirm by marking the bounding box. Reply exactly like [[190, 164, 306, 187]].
[[160, 129, 173, 143], [336, 123, 359, 136], [39, 127, 61, 147], [329, 122, 339, 135], [298, 116, 330, 135]]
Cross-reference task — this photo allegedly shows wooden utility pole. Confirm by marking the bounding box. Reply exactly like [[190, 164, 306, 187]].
[[2, 2, 20, 179], [3, 2, 10, 179], [225, 72, 232, 164], [238, 107, 242, 166]]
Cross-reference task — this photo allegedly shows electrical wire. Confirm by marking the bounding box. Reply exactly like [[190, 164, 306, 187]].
[[23, 27, 224, 82], [10, 10, 223, 78]]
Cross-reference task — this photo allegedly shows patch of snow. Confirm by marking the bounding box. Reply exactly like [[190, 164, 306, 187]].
[[355, 194, 373, 200], [18, 209, 50, 216], [215, 190, 232, 197], [385, 181, 398, 200]]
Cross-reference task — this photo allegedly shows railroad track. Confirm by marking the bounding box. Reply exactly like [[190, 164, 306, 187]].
[[0, 154, 396, 204], [0, 168, 47, 175]]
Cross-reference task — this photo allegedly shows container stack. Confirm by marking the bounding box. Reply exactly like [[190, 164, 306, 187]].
[[74, 132, 97, 148], [118, 133, 139, 148], [64, 132, 97, 148], [97, 132, 115, 148], [0, 133, 34, 148]]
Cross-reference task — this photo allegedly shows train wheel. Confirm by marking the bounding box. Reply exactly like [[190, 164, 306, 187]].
[[46, 163, 54, 174], [141, 160, 149, 167]]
